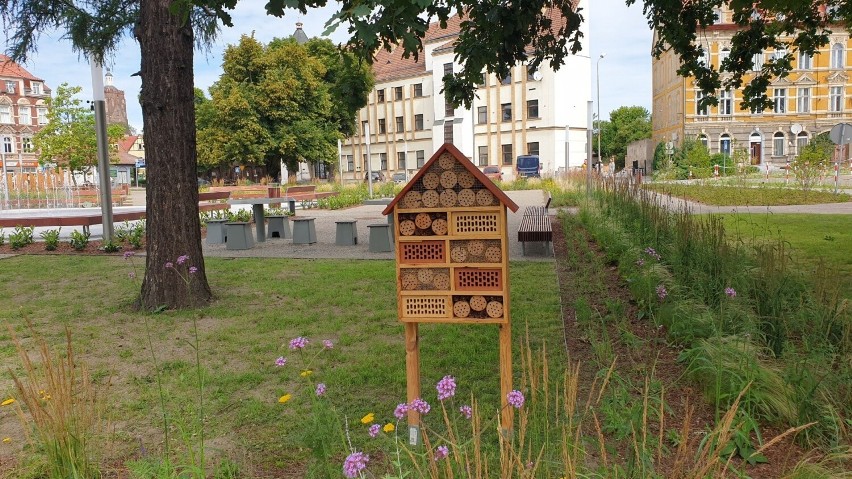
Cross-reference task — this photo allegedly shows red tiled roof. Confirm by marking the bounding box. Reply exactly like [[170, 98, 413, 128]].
[[0, 54, 43, 81], [117, 150, 138, 166], [119, 135, 139, 153], [373, 45, 427, 83]]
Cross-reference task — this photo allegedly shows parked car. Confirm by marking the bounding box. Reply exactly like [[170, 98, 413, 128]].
[[364, 171, 386, 183], [197, 177, 211, 188], [391, 172, 407, 184], [482, 166, 503, 181]]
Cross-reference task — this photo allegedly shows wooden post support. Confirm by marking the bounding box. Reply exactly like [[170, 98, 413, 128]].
[[499, 322, 513, 433], [405, 322, 422, 446]]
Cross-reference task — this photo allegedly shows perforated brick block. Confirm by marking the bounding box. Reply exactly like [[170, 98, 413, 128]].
[[403, 296, 449, 317], [452, 212, 499, 235], [399, 240, 446, 263], [454, 268, 503, 291]]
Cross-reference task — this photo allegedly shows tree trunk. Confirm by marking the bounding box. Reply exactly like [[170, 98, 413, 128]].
[[137, 0, 213, 309]]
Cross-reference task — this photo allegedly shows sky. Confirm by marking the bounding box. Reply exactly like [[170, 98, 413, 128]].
[[11, 0, 653, 133]]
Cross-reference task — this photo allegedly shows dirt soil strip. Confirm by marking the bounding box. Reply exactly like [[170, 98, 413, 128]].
[[551, 213, 801, 478]]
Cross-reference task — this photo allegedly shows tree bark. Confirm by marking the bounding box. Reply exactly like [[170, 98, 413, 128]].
[[137, 0, 213, 309]]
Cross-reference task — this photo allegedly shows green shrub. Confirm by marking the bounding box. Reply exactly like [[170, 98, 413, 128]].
[[128, 222, 145, 249], [40, 228, 61, 251], [69, 230, 90, 251], [0, 228, 5, 246], [101, 240, 121, 253], [9, 225, 35, 250]]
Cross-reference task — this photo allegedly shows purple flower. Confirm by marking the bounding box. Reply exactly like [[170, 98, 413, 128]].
[[123, 251, 134, 259], [526, 461, 534, 470], [315, 383, 326, 397], [725, 287, 737, 298], [459, 405, 472, 420], [636, 258, 645, 267], [644, 247, 661, 261], [434, 445, 449, 461], [165, 262, 174, 269], [128, 271, 136, 279], [322, 339, 334, 349], [656, 284, 668, 301], [394, 403, 409, 420], [289, 337, 309, 350], [188, 266, 198, 274], [176, 255, 189, 265], [436, 375, 457, 401], [368, 424, 380, 438], [342, 451, 369, 478], [507, 390, 525, 409], [275, 357, 287, 367], [410, 398, 431, 415]]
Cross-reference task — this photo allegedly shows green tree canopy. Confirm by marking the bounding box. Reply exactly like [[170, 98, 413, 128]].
[[598, 106, 652, 168], [33, 83, 125, 184], [196, 35, 371, 178]]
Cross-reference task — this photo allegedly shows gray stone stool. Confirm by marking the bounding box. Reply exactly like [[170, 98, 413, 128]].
[[335, 220, 358, 246], [266, 215, 291, 239], [206, 219, 228, 245], [225, 222, 254, 250], [368, 223, 392, 252], [292, 217, 317, 244]]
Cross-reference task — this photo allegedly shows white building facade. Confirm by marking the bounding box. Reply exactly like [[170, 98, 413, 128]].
[[340, 5, 591, 181]]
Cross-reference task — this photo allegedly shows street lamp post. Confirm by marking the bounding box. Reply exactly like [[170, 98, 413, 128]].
[[596, 53, 606, 173]]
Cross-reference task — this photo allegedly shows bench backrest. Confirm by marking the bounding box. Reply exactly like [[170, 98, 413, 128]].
[[198, 191, 231, 202], [286, 185, 316, 194]]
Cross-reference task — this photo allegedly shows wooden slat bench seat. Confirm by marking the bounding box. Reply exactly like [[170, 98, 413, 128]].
[[517, 193, 553, 256], [284, 185, 339, 206]]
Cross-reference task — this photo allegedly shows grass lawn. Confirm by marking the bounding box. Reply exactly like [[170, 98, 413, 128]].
[[0, 256, 562, 476], [717, 213, 852, 296], [645, 182, 851, 206]]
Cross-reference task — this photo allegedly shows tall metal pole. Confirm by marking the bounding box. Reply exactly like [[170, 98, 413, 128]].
[[91, 61, 114, 243], [596, 53, 606, 173], [365, 123, 374, 198], [337, 139, 343, 184], [586, 101, 593, 196], [564, 125, 570, 175]]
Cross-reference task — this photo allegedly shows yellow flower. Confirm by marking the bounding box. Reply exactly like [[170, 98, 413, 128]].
[[42, 395, 51, 401], [278, 394, 292, 404], [300, 370, 313, 377], [360, 413, 375, 424], [2, 437, 10, 443], [1, 398, 15, 406], [383, 423, 395, 433]]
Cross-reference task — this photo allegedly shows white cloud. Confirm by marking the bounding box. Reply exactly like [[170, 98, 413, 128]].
[[12, 0, 653, 131]]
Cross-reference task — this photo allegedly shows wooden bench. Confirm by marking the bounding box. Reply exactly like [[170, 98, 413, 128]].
[[75, 188, 131, 207], [198, 191, 231, 214], [284, 185, 339, 206], [517, 193, 552, 256]]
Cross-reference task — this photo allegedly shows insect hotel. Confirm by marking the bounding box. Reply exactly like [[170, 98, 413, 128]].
[[382, 143, 519, 441]]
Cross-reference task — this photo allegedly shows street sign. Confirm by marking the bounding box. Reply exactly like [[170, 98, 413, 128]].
[[829, 123, 852, 145]]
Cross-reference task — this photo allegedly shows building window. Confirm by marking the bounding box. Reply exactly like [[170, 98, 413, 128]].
[[797, 87, 811, 113], [414, 114, 424, 131], [526, 65, 538, 81], [379, 153, 387, 170], [22, 136, 32, 153], [699, 134, 708, 149], [772, 47, 787, 62], [416, 150, 425, 168], [362, 120, 369, 135], [798, 50, 812, 70], [347, 155, 354, 172], [394, 87, 403, 101], [413, 83, 423, 97], [830, 86, 843, 112], [19, 105, 30, 125], [773, 88, 786, 113], [478, 146, 488, 166], [444, 122, 454, 144], [719, 48, 730, 69], [443, 63, 453, 77], [713, 8, 723, 24], [773, 132, 786, 156], [445, 98, 454, 116], [501, 144, 513, 165], [719, 89, 732, 115], [699, 47, 709, 66], [752, 51, 764, 71], [396, 116, 404, 133], [376, 89, 385, 102], [720, 134, 731, 156], [362, 154, 368, 171], [500, 72, 512, 85], [30, 82, 41, 95], [378, 118, 386, 134], [2, 136, 13, 153], [477, 106, 487, 124], [501, 103, 512, 122], [0, 105, 11, 123], [696, 91, 708, 116], [527, 142, 540, 156], [37, 107, 48, 125], [796, 132, 809, 151], [831, 43, 845, 69], [527, 100, 539, 119], [5, 81, 15, 93], [397, 152, 406, 170]]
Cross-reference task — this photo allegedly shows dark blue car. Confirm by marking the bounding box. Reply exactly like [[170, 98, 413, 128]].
[[516, 155, 541, 178]]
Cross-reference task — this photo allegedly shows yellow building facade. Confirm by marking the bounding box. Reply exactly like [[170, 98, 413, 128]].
[[653, 8, 852, 166]]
